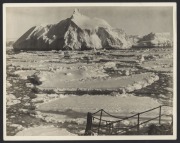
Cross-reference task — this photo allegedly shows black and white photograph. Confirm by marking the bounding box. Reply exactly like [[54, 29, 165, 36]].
[[3, 3, 177, 140]]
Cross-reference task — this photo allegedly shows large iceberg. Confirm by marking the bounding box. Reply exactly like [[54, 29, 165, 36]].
[[13, 9, 133, 51], [135, 32, 173, 47]]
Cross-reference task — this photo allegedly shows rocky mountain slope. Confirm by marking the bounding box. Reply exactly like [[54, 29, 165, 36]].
[[13, 9, 133, 51]]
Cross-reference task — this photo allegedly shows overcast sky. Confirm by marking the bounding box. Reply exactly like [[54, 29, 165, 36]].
[[6, 6, 173, 40]]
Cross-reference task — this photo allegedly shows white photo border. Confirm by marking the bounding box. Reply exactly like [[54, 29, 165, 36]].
[[3, 2, 177, 141]]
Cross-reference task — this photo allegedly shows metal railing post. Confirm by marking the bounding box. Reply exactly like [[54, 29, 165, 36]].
[[159, 105, 162, 125], [97, 109, 103, 135], [84, 112, 93, 135], [108, 123, 111, 134], [105, 121, 108, 134], [137, 113, 140, 134], [111, 123, 114, 135]]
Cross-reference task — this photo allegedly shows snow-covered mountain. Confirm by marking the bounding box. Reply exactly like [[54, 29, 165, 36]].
[[13, 9, 133, 51]]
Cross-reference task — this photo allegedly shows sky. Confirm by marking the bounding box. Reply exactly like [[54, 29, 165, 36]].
[[6, 6, 173, 40]]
